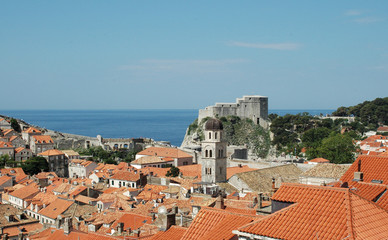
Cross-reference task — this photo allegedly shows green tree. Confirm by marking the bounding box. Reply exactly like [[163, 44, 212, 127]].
[[22, 156, 49, 175], [317, 133, 356, 164], [166, 166, 180, 177], [0, 155, 11, 168], [10, 118, 21, 132]]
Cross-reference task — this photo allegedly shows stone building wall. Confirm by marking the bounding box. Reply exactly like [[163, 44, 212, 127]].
[[198, 95, 269, 128]]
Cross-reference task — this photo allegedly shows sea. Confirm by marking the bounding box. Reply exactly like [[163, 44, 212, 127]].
[[0, 109, 334, 147]]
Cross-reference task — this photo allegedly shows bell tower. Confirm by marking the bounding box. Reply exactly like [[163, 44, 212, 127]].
[[201, 118, 227, 183]]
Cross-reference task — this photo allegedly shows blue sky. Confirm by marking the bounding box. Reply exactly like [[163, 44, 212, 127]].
[[1, 1, 387, 110]]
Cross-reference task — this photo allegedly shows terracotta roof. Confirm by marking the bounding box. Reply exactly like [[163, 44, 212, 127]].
[[30, 191, 58, 206], [10, 184, 39, 200], [2, 222, 43, 237], [227, 165, 257, 179], [38, 198, 73, 219], [132, 156, 171, 165], [70, 159, 94, 167], [237, 183, 388, 240], [38, 149, 64, 156], [2, 129, 14, 136], [142, 167, 169, 177], [110, 212, 153, 231], [149, 225, 187, 240], [340, 155, 388, 184], [33, 135, 54, 144], [0, 141, 13, 148], [377, 190, 388, 210], [14, 147, 26, 153], [137, 147, 193, 159], [23, 127, 42, 134], [178, 164, 202, 178], [0, 175, 12, 186], [110, 171, 141, 182], [182, 207, 262, 240], [45, 229, 121, 240], [35, 172, 58, 179], [377, 126, 388, 132], [309, 157, 330, 163], [349, 181, 387, 201]]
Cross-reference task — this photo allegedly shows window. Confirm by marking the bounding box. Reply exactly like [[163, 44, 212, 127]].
[[205, 150, 208, 158], [209, 150, 212, 158], [209, 132, 211, 139], [215, 132, 217, 139]]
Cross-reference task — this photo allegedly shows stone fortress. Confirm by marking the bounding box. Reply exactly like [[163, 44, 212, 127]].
[[198, 95, 269, 128]]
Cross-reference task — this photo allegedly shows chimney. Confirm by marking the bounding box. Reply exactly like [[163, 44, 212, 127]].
[[17, 233, 23, 240], [354, 159, 363, 181], [2, 233, 8, 240], [75, 221, 80, 230], [63, 218, 73, 235], [215, 195, 225, 209], [180, 214, 184, 227], [258, 193, 263, 209], [117, 222, 124, 234], [192, 205, 201, 219], [272, 177, 275, 190]]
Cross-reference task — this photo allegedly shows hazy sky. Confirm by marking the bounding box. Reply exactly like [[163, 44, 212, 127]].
[[1, 1, 387, 110]]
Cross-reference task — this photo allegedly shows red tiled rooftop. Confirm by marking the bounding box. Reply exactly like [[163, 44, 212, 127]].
[[137, 147, 193, 159], [182, 207, 262, 240], [33, 135, 54, 144], [38, 198, 73, 219], [38, 149, 64, 156], [237, 183, 388, 240], [0, 141, 13, 148], [149, 225, 187, 240], [110, 170, 141, 182], [110, 212, 153, 231], [309, 157, 330, 163], [9, 184, 39, 200], [227, 165, 257, 179], [340, 155, 388, 184], [23, 127, 42, 134]]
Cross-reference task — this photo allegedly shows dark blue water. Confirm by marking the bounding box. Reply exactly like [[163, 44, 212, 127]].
[[0, 109, 334, 146]]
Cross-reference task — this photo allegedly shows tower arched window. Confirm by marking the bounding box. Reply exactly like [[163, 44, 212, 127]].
[[209, 150, 212, 158], [215, 132, 217, 139], [205, 150, 208, 158], [209, 132, 211, 139]]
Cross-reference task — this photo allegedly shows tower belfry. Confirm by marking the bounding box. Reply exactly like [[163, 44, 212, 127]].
[[201, 118, 227, 183]]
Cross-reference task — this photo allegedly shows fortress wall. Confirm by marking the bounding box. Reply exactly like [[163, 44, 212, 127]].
[[198, 95, 269, 128]]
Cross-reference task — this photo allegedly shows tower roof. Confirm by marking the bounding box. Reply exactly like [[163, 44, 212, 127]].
[[205, 118, 223, 131]]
